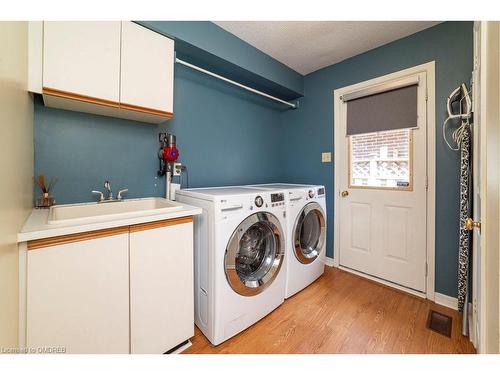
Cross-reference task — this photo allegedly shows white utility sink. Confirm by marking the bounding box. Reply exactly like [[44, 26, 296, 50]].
[[48, 198, 183, 226]]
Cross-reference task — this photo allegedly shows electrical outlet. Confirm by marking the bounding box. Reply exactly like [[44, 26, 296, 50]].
[[173, 162, 182, 176], [321, 152, 332, 163]]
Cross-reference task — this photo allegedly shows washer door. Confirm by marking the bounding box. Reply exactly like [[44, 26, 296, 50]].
[[225, 212, 285, 296], [294, 202, 326, 264]]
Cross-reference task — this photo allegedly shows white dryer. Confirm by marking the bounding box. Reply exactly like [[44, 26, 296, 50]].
[[249, 184, 327, 298], [175, 186, 287, 345]]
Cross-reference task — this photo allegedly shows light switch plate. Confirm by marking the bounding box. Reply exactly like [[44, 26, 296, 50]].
[[322, 152, 332, 163]]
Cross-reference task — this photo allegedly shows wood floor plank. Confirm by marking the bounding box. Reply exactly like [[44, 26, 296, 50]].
[[183, 267, 476, 354]]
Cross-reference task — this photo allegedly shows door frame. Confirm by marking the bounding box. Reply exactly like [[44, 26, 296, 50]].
[[470, 20, 482, 351], [332, 61, 436, 300], [477, 21, 500, 354]]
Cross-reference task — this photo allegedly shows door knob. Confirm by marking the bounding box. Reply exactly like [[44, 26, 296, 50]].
[[341, 190, 349, 198], [464, 218, 481, 231]]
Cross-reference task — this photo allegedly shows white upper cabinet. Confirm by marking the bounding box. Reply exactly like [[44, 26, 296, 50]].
[[43, 21, 121, 102], [120, 21, 174, 115], [31, 21, 175, 124]]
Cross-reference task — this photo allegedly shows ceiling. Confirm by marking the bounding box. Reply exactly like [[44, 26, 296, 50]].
[[214, 21, 441, 75]]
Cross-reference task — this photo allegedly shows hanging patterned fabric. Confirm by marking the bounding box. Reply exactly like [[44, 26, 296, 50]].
[[457, 124, 472, 312]]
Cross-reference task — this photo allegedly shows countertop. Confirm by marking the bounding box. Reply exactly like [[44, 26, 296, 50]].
[[18, 200, 202, 243]]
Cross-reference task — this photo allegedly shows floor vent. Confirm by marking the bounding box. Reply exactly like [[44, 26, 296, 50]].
[[427, 310, 452, 337]]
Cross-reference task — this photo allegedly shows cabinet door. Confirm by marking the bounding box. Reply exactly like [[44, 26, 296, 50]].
[[27, 233, 129, 354], [130, 220, 194, 353], [43, 21, 121, 102], [120, 21, 174, 114]]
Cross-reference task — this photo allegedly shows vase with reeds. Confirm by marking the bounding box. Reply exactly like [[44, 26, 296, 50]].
[[35, 175, 57, 208]]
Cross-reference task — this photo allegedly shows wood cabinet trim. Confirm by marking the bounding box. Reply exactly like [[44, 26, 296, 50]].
[[129, 216, 192, 233], [42, 88, 173, 119], [27, 216, 193, 250], [42, 87, 120, 108], [27, 226, 129, 250], [119, 102, 173, 118]]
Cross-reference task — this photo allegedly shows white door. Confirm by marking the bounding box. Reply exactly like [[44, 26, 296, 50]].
[[43, 21, 121, 101], [129, 220, 194, 353], [336, 71, 428, 292], [120, 21, 174, 113], [27, 234, 130, 354]]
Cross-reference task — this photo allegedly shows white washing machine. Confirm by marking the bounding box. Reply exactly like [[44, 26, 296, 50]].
[[175, 186, 287, 345], [249, 184, 327, 298]]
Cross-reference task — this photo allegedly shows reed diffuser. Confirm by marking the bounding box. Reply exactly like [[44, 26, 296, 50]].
[[35, 175, 58, 208]]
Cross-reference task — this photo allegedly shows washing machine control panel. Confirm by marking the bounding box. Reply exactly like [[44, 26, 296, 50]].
[[254, 196, 264, 207], [270, 192, 285, 207], [218, 192, 286, 216], [271, 193, 284, 203]]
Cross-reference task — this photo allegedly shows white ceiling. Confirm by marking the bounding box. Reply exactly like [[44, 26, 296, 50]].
[[214, 21, 441, 75]]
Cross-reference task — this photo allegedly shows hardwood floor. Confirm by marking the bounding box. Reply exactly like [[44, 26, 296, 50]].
[[184, 267, 476, 354]]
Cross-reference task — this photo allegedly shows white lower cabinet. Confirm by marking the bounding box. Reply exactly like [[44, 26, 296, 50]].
[[24, 218, 194, 354], [129, 221, 194, 353], [27, 233, 130, 354]]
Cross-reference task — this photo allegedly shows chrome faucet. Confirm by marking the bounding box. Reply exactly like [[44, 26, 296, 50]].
[[117, 189, 128, 200], [91, 190, 105, 202], [91, 181, 128, 203], [104, 180, 113, 200]]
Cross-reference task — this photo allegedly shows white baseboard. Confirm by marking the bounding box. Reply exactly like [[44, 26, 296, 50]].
[[434, 292, 458, 310], [468, 302, 477, 348], [325, 256, 335, 267]]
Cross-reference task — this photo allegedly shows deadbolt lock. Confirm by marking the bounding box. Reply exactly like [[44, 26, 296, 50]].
[[465, 218, 481, 231], [341, 190, 349, 198]]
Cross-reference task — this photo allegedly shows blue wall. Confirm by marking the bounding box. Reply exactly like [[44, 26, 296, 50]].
[[34, 21, 472, 298], [34, 64, 285, 204], [279, 21, 473, 297], [138, 21, 304, 99]]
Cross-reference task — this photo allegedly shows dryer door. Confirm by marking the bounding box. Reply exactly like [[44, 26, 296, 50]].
[[225, 212, 285, 296], [294, 202, 326, 264]]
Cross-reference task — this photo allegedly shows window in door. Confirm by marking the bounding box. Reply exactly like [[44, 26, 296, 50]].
[[349, 128, 412, 190], [344, 80, 418, 191]]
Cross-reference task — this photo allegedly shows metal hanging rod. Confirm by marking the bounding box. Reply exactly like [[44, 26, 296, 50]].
[[175, 58, 297, 109]]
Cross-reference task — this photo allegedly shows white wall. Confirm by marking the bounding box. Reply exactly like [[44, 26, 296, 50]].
[[497, 24, 500, 352], [0, 21, 34, 349]]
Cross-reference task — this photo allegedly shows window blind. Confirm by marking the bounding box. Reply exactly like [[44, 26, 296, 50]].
[[345, 84, 418, 136]]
